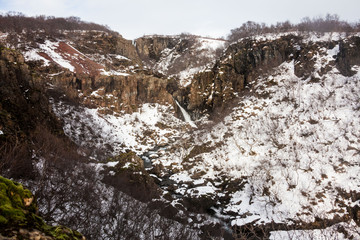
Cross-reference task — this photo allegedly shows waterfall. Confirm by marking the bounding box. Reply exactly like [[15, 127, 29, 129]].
[[175, 101, 197, 128]]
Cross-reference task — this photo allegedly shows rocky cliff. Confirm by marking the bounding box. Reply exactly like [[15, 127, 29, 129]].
[[135, 35, 226, 86], [0, 45, 63, 178], [180, 34, 360, 118]]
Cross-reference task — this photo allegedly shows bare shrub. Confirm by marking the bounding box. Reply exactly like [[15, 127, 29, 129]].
[[228, 14, 358, 43], [0, 12, 115, 35]]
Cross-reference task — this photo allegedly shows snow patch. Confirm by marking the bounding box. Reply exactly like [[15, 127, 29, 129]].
[[100, 69, 130, 76], [270, 220, 360, 240]]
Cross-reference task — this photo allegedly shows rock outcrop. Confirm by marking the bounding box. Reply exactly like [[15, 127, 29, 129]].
[[135, 36, 181, 63], [58, 30, 142, 67], [45, 68, 174, 114], [135, 35, 226, 84], [0, 46, 62, 178], [178, 35, 297, 114], [337, 36, 360, 76]]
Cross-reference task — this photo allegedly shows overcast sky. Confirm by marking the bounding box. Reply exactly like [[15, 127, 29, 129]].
[[0, 0, 359, 39]]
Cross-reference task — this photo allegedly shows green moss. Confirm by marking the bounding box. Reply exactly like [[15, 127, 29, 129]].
[[0, 176, 32, 226], [0, 215, 7, 224], [0, 176, 84, 239], [42, 225, 84, 240]]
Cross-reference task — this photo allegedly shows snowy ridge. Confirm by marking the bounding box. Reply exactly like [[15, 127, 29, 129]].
[[23, 39, 131, 76], [234, 31, 360, 44]]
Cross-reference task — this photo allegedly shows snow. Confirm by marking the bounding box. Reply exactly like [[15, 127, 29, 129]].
[[0, 32, 8, 40], [197, 38, 226, 51], [48, 71, 64, 76], [269, 220, 360, 240], [39, 40, 75, 71], [24, 49, 50, 65], [23, 40, 76, 71], [90, 87, 104, 98], [243, 32, 360, 44], [114, 54, 130, 61], [150, 36, 226, 86], [22, 39, 132, 76], [100, 69, 130, 76], [178, 66, 205, 87], [170, 172, 192, 183], [51, 101, 185, 158]]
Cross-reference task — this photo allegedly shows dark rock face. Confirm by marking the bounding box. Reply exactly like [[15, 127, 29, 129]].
[[88, 73, 174, 113], [135, 36, 181, 63], [337, 36, 360, 76], [46, 69, 174, 114], [0, 47, 61, 178]]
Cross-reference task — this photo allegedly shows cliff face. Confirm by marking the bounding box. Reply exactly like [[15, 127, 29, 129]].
[[0, 46, 63, 178], [181, 35, 360, 117], [135, 35, 226, 86], [135, 36, 180, 63], [52, 71, 174, 113], [183, 35, 295, 113], [337, 36, 360, 76]]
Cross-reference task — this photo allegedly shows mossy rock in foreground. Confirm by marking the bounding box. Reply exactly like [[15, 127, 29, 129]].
[[0, 175, 85, 239]]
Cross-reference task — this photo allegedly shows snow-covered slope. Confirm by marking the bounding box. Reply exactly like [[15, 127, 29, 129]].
[[163, 59, 360, 225], [49, 32, 360, 238], [4, 29, 360, 239]]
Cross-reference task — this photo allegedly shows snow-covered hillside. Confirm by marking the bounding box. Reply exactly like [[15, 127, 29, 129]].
[[49, 32, 360, 238], [2, 27, 360, 239], [163, 59, 360, 224]]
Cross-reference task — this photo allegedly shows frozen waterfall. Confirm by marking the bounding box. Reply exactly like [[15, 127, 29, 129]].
[[175, 101, 197, 128]]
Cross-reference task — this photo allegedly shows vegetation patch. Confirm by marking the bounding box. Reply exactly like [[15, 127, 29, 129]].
[[0, 176, 84, 239]]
